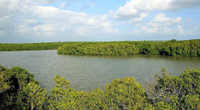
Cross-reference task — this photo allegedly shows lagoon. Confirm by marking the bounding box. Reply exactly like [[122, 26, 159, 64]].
[[0, 50, 200, 93]]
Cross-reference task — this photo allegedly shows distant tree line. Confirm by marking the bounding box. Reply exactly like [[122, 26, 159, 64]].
[[57, 43, 139, 56], [1, 65, 200, 109], [0, 42, 68, 51], [57, 39, 200, 57], [1, 39, 200, 57]]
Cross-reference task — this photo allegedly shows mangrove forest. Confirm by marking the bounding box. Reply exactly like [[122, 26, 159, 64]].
[[1, 39, 199, 57], [0, 65, 200, 110], [57, 39, 200, 57]]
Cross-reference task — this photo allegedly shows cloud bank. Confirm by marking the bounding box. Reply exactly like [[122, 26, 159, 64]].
[[0, 0, 199, 43]]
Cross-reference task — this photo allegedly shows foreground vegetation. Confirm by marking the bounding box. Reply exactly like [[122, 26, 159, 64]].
[[0, 65, 199, 110], [57, 39, 200, 57]]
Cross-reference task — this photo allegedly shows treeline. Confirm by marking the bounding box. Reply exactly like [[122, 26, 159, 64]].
[[57, 43, 139, 56], [0, 65, 200, 110], [57, 39, 200, 57], [0, 42, 68, 51], [1, 39, 200, 57]]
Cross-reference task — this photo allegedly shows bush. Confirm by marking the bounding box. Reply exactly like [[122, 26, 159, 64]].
[[103, 77, 152, 109], [151, 68, 200, 109]]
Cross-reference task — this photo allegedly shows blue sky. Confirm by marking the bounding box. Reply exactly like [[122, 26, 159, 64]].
[[0, 0, 200, 43]]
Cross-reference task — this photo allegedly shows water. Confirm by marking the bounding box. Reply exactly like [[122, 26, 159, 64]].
[[0, 50, 200, 93]]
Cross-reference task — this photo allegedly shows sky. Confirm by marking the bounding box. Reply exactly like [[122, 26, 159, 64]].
[[0, 0, 200, 43]]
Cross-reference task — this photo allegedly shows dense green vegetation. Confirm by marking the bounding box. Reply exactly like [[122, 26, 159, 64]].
[[57, 43, 139, 56], [0, 65, 200, 110], [57, 39, 200, 57], [0, 42, 67, 51], [1, 39, 200, 57]]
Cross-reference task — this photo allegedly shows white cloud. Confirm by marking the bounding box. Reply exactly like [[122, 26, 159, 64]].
[[101, 14, 108, 20], [36, 24, 55, 32], [86, 18, 95, 25], [0, 0, 33, 18], [112, 0, 200, 21], [0, 0, 199, 42], [133, 24, 200, 36], [34, 6, 87, 19], [102, 22, 110, 27], [0, 0, 76, 18], [148, 28, 158, 34], [17, 24, 56, 37], [128, 12, 149, 23], [0, 0, 117, 42], [142, 26, 158, 34], [131, 13, 183, 35], [22, 6, 116, 37], [34, 0, 76, 4], [177, 26, 200, 35], [149, 13, 181, 28], [111, 2, 138, 20], [154, 13, 171, 22]]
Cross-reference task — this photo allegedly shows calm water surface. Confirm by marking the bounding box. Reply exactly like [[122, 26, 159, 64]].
[[0, 50, 200, 93]]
